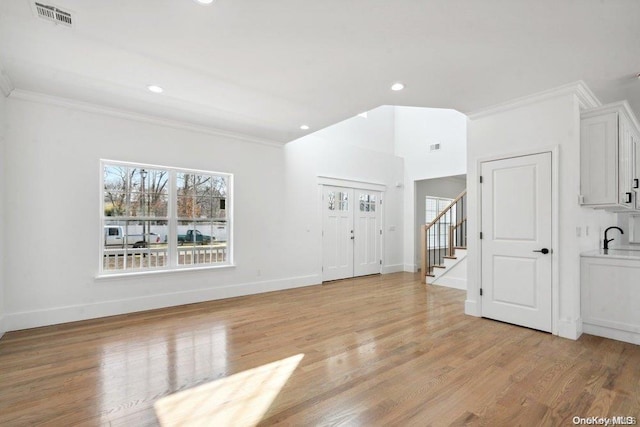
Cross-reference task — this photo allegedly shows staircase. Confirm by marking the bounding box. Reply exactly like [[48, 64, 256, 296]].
[[430, 247, 467, 289], [421, 190, 467, 285]]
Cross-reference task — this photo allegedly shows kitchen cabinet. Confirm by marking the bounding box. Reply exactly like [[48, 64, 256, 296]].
[[581, 251, 640, 345], [580, 101, 640, 210], [634, 129, 640, 210]]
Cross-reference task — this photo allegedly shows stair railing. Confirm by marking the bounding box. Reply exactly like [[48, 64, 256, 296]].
[[421, 190, 467, 282]]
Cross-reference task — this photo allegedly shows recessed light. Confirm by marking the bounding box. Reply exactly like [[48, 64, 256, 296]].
[[194, 0, 214, 4], [300, 125, 310, 130], [357, 112, 368, 118], [147, 85, 164, 94], [391, 82, 405, 91]]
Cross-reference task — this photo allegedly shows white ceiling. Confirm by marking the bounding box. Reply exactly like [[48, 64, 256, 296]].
[[1, 0, 639, 143]]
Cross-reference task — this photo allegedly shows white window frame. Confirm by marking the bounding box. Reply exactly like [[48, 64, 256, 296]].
[[99, 160, 234, 276], [425, 196, 455, 249]]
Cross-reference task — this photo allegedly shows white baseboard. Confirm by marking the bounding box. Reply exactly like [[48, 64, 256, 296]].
[[382, 264, 404, 274], [558, 317, 583, 340], [583, 323, 640, 345], [431, 276, 467, 290], [403, 263, 417, 273], [4, 274, 321, 332], [465, 299, 481, 317]]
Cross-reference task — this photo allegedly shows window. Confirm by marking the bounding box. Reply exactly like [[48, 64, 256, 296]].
[[101, 161, 232, 274], [327, 191, 349, 211], [359, 194, 376, 212], [425, 196, 455, 248]]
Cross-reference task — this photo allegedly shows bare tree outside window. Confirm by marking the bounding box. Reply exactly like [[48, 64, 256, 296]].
[[101, 161, 231, 274]]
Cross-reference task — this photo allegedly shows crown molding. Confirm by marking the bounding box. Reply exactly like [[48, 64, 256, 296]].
[[582, 100, 640, 133], [0, 63, 15, 97], [573, 81, 601, 110], [8, 89, 285, 148], [466, 81, 601, 120]]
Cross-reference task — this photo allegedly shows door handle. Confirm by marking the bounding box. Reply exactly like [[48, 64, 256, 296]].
[[626, 192, 633, 203], [634, 179, 639, 189], [533, 248, 550, 254]]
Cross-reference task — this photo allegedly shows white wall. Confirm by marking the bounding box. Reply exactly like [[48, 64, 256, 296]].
[[466, 91, 616, 340], [283, 135, 405, 275], [414, 175, 466, 265], [2, 95, 313, 330], [1, 95, 406, 331], [0, 93, 6, 337], [308, 106, 396, 156], [394, 107, 467, 271]]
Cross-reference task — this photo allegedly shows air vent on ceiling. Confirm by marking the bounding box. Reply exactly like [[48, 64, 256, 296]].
[[430, 143, 441, 152], [34, 2, 73, 27]]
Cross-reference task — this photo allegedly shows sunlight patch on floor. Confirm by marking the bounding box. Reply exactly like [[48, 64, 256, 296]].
[[154, 353, 304, 427]]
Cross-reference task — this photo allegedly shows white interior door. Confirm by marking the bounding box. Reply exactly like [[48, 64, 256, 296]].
[[322, 186, 382, 281], [322, 186, 354, 281], [354, 191, 381, 276], [481, 152, 552, 332]]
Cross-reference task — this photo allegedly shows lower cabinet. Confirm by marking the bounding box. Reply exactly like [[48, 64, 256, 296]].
[[581, 255, 640, 345]]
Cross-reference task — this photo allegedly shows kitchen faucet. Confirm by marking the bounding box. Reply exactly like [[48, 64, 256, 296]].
[[603, 226, 623, 252]]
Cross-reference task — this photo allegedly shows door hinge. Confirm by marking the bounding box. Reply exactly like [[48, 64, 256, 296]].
[[479, 176, 483, 183], [380, 260, 382, 265], [380, 199, 383, 205], [480, 232, 483, 239], [380, 229, 382, 235], [480, 288, 483, 296]]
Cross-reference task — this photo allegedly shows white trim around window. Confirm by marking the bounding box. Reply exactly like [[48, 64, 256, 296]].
[[99, 159, 234, 276]]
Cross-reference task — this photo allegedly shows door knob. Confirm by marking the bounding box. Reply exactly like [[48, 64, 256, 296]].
[[533, 248, 550, 254]]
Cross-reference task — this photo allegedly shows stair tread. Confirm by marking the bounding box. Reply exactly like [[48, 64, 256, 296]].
[[443, 256, 457, 259], [454, 246, 467, 250], [426, 273, 435, 277], [432, 265, 446, 269]]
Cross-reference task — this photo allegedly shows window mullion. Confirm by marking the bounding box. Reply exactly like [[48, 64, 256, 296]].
[[168, 170, 177, 269]]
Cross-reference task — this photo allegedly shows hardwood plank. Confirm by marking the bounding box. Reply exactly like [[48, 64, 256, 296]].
[[0, 272, 639, 426]]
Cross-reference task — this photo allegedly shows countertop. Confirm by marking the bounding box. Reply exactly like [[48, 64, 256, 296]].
[[581, 247, 640, 260]]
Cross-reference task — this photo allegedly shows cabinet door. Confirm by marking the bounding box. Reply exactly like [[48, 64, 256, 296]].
[[634, 131, 640, 210], [619, 115, 634, 208], [580, 112, 619, 205]]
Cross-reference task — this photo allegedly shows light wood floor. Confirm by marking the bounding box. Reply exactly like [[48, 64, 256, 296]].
[[1, 272, 639, 426]]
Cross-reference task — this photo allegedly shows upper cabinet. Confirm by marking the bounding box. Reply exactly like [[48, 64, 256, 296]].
[[635, 131, 640, 210], [580, 102, 640, 210]]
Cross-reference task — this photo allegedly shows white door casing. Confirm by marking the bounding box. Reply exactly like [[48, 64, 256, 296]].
[[481, 152, 553, 332], [322, 185, 382, 281]]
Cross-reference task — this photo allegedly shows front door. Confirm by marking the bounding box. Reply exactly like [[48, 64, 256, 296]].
[[322, 186, 381, 281], [354, 191, 382, 276], [481, 152, 552, 332], [322, 187, 355, 281]]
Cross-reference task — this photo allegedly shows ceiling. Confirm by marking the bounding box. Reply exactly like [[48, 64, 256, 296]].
[[1, 0, 639, 143]]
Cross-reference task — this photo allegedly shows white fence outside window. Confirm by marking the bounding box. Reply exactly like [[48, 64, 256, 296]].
[[101, 160, 233, 275]]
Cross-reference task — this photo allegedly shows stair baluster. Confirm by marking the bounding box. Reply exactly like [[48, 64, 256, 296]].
[[421, 189, 467, 283]]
